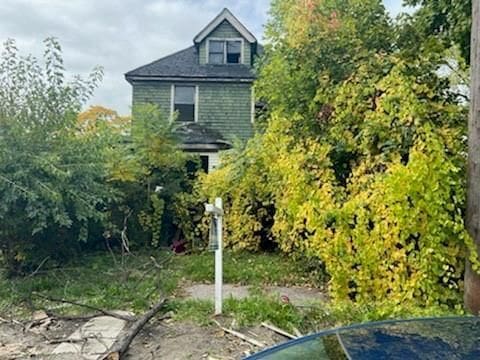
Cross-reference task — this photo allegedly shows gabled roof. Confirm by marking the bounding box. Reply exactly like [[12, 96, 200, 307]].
[[125, 46, 255, 82], [193, 8, 257, 44]]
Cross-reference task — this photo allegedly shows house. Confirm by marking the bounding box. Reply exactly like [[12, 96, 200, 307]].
[[125, 8, 261, 172]]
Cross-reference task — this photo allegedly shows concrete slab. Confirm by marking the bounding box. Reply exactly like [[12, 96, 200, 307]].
[[184, 284, 325, 306], [52, 312, 131, 360]]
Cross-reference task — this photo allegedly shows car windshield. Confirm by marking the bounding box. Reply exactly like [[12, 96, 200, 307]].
[[247, 317, 480, 360]]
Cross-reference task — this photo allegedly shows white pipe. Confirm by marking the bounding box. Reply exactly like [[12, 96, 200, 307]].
[[214, 197, 223, 315]]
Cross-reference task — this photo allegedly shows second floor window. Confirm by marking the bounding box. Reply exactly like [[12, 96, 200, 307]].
[[208, 40, 242, 64], [174, 85, 195, 122]]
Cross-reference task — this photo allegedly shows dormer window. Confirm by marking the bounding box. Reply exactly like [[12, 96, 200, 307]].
[[209, 41, 224, 64], [227, 41, 241, 63], [208, 39, 242, 64]]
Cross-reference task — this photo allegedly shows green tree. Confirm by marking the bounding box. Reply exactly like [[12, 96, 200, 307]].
[[256, 0, 393, 125], [404, 0, 472, 64], [0, 38, 114, 273]]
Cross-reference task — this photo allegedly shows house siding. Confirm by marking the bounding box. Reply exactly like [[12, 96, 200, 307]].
[[198, 82, 253, 141], [131, 81, 253, 141], [132, 82, 171, 117], [199, 20, 252, 66]]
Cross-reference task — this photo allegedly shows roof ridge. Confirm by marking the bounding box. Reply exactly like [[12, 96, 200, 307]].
[[125, 45, 195, 76], [193, 8, 256, 44]]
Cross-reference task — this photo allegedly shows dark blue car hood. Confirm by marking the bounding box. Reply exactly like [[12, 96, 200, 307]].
[[245, 317, 480, 359]]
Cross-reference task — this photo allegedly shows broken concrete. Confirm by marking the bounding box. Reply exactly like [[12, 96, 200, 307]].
[[52, 312, 131, 360]]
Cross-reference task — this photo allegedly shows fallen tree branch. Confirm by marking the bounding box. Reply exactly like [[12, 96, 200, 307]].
[[0, 316, 23, 327], [32, 293, 135, 322], [45, 311, 107, 321], [26, 257, 50, 279], [213, 320, 265, 348], [102, 297, 167, 360], [47, 336, 91, 345], [261, 322, 297, 339]]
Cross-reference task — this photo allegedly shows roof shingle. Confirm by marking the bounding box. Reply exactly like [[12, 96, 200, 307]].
[[125, 46, 255, 81]]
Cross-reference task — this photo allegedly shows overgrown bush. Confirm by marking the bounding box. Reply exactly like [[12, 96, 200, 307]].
[[184, 0, 475, 315], [197, 59, 470, 311], [0, 38, 114, 274], [0, 39, 193, 274], [106, 104, 192, 249]]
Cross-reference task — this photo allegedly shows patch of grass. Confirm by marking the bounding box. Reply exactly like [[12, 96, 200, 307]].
[[173, 250, 325, 287], [166, 299, 215, 326], [0, 251, 174, 317], [164, 295, 464, 337], [0, 249, 326, 319], [224, 295, 303, 330], [167, 295, 329, 333]]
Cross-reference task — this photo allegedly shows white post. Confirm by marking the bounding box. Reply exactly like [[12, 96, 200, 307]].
[[214, 197, 223, 315]]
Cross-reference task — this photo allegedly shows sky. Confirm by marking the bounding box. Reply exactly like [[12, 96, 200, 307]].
[[0, 0, 409, 115]]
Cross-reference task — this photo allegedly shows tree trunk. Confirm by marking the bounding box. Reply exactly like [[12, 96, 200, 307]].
[[465, 0, 480, 314]]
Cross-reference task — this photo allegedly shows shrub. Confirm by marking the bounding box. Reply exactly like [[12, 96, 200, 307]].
[[0, 38, 113, 274], [190, 58, 472, 313], [106, 104, 192, 248]]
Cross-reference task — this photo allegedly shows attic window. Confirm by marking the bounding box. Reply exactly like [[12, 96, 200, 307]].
[[174, 85, 195, 122], [208, 39, 242, 64], [209, 40, 224, 64], [227, 41, 241, 63]]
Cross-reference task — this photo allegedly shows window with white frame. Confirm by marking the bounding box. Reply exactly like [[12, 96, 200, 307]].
[[209, 40, 224, 64], [208, 39, 242, 64], [226, 40, 241, 63], [174, 85, 195, 122]]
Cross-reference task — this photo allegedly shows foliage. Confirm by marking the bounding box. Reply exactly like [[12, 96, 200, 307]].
[[317, 299, 462, 327], [77, 105, 130, 135], [196, 139, 275, 251], [315, 131, 467, 308], [305, 58, 469, 308], [0, 38, 202, 273], [403, 0, 472, 64], [106, 104, 190, 248], [256, 0, 393, 123], [187, 0, 473, 317], [0, 38, 115, 274], [171, 179, 210, 249]]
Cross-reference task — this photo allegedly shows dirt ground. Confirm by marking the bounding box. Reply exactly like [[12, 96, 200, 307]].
[[0, 316, 287, 360], [0, 282, 324, 359], [125, 318, 287, 360]]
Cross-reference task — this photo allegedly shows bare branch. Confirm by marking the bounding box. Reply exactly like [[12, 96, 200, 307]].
[[32, 293, 135, 322]]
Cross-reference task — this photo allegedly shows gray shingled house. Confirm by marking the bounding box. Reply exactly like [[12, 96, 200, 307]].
[[125, 8, 261, 172]]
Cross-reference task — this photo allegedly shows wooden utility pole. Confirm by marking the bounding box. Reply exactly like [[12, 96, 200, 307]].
[[465, 0, 480, 314]]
